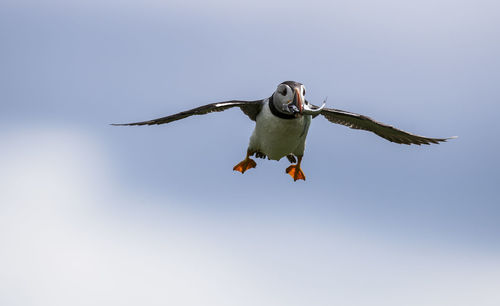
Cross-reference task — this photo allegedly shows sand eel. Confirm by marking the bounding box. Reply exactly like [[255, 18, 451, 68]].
[[113, 81, 456, 181]]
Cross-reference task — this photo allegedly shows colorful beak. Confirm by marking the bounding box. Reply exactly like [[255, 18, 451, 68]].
[[293, 88, 303, 114]]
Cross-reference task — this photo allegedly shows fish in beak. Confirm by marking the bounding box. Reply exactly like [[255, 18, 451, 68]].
[[293, 88, 304, 115], [286, 87, 305, 116], [302, 98, 326, 116], [285, 83, 326, 116]]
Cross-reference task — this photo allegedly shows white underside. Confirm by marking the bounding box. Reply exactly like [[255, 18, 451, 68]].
[[248, 99, 311, 161]]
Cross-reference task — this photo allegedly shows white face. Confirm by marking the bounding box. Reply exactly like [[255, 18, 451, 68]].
[[273, 82, 327, 116], [275, 83, 306, 103], [274, 83, 306, 114]]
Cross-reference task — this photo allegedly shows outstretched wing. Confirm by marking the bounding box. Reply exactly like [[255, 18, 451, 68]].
[[112, 100, 263, 126], [319, 107, 455, 145]]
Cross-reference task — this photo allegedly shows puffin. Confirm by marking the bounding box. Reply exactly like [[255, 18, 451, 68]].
[[113, 81, 455, 181]]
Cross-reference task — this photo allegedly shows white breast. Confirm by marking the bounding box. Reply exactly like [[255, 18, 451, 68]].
[[248, 100, 311, 160]]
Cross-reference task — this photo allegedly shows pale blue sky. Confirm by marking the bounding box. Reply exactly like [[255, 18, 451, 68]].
[[1, 1, 499, 305]]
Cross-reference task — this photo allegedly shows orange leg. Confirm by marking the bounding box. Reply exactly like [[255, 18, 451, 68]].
[[286, 155, 306, 181], [233, 150, 257, 174]]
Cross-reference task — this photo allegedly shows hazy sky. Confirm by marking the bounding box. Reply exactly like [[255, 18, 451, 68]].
[[1, 1, 499, 305]]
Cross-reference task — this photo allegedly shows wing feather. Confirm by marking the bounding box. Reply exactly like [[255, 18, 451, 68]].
[[112, 100, 263, 126], [320, 107, 455, 145]]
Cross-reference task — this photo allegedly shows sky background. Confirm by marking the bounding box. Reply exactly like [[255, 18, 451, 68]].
[[1, 0, 499, 305]]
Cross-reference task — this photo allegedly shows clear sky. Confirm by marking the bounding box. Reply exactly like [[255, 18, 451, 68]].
[[1, 0, 499, 305]]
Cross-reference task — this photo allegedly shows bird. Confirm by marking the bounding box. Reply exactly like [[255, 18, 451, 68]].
[[112, 81, 455, 181]]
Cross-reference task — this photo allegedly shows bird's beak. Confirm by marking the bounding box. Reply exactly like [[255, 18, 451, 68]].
[[292, 88, 304, 115]]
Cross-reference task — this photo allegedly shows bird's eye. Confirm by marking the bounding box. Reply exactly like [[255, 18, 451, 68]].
[[279, 87, 287, 95], [303, 88, 306, 96]]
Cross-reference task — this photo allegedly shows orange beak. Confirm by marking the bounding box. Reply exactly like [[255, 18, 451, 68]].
[[294, 88, 303, 114]]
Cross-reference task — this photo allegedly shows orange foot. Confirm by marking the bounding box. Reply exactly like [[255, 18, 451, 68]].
[[286, 165, 306, 181], [233, 158, 257, 174]]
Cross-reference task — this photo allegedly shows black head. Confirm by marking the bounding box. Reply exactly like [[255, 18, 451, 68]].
[[271, 81, 307, 116]]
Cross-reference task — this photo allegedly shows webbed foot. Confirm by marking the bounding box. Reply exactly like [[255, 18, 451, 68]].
[[286, 165, 306, 181], [233, 151, 257, 174], [285, 155, 305, 181]]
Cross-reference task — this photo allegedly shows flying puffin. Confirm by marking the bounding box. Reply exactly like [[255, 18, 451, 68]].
[[113, 81, 455, 181]]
